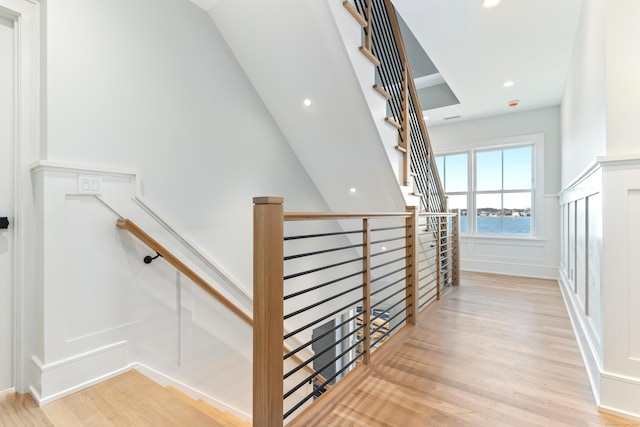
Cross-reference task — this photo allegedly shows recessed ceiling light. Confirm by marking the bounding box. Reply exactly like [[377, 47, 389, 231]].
[[303, 98, 312, 107], [350, 187, 357, 193], [503, 80, 515, 88], [482, 0, 501, 8], [381, 246, 387, 251], [507, 100, 519, 107], [423, 116, 430, 120]]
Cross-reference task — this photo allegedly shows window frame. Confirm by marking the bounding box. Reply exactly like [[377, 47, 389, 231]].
[[434, 133, 543, 239]]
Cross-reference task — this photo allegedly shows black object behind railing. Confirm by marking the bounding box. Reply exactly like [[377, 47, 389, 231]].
[[282, 216, 413, 420]]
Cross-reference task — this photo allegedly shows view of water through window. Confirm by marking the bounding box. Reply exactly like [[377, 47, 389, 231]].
[[459, 216, 531, 234], [437, 144, 533, 236]]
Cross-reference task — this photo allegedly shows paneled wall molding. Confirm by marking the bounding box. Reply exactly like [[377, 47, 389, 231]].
[[558, 266, 603, 399], [559, 153, 640, 204], [559, 154, 640, 418], [462, 259, 558, 280], [29, 343, 131, 405], [30, 160, 253, 310]]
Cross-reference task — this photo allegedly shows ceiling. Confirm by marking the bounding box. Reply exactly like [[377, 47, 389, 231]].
[[185, 0, 585, 214], [192, 0, 584, 127], [392, 0, 584, 126]]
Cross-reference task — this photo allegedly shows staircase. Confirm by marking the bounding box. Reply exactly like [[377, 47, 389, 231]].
[[166, 386, 251, 427]]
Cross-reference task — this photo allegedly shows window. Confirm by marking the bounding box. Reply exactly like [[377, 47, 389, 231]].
[[435, 154, 468, 232], [436, 144, 534, 236]]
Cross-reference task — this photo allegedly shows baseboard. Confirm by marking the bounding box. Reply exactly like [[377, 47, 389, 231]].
[[557, 267, 602, 403], [461, 259, 558, 280], [599, 372, 640, 420], [134, 363, 252, 422], [599, 403, 640, 422], [31, 341, 132, 405]]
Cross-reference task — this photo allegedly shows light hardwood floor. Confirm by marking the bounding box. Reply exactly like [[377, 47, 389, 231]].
[[1, 272, 637, 426], [291, 272, 638, 427], [0, 370, 223, 426]]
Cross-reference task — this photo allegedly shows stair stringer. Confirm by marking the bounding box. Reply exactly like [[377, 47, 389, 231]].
[[323, 0, 423, 209], [206, 0, 407, 214], [29, 161, 316, 421]]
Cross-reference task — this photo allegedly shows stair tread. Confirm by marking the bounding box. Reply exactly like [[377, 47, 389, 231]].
[[166, 386, 250, 427], [385, 117, 402, 129], [343, 1, 367, 27], [359, 46, 380, 66], [41, 371, 224, 427]]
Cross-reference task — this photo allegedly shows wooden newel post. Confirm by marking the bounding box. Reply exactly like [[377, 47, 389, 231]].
[[406, 206, 419, 325], [253, 197, 284, 427]]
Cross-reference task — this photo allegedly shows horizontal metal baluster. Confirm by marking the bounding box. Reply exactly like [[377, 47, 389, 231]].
[[284, 283, 364, 320], [283, 297, 365, 340]]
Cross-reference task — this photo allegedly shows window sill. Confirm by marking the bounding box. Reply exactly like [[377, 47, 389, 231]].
[[459, 233, 546, 244]]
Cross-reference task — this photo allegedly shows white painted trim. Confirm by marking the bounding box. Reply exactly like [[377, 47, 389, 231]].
[[461, 261, 558, 280], [0, 0, 40, 395], [32, 341, 127, 373], [557, 266, 602, 404], [433, 133, 545, 238], [559, 153, 640, 198], [134, 363, 252, 422], [30, 341, 131, 405], [30, 160, 253, 310], [30, 160, 316, 389], [599, 373, 640, 420], [596, 153, 640, 167], [31, 364, 136, 406], [598, 405, 640, 422], [460, 235, 547, 244], [31, 160, 140, 178], [132, 196, 253, 309]]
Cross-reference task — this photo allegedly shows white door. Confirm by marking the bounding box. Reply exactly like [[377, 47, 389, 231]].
[[0, 15, 15, 391]]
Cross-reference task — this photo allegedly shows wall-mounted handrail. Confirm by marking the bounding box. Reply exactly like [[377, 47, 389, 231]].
[[116, 217, 328, 389], [117, 218, 253, 325]]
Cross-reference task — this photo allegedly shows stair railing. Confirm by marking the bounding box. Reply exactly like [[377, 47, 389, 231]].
[[116, 218, 327, 387], [253, 197, 459, 426], [346, 0, 446, 213], [117, 218, 253, 324]]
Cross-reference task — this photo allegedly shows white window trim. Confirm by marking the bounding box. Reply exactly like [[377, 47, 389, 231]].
[[436, 133, 544, 239]]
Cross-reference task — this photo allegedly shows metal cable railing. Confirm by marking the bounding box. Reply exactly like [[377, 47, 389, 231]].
[[281, 214, 413, 420], [355, 0, 446, 213], [251, 199, 460, 425]]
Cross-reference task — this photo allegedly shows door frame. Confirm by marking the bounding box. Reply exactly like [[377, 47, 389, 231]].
[[0, 0, 39, 393]]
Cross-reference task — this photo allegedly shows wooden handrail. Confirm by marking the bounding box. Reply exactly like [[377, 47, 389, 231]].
[[285, 211, 412, 221], [383, 0, 446, 201], [116, 218, 328, 386], [117, 218, 253, 325], [254, 197, 460, 423], [347, 0, 446, 210]]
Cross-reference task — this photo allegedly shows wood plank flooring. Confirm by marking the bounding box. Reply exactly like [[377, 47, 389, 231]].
[[0, 370, 223, 426], [291, 272, 637, 427], [1, 272, 637, 426]]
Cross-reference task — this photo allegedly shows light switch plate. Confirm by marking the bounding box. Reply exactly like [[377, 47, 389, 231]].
[[78, 174, 102, 194]]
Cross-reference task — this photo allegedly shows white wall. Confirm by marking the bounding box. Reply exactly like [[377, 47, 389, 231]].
[[559, 0, 640, 418], [43, 0, 329, 294], [560, 0, 606, 188], [33, 0, 336, 416], [427, 106, 561, 279], [604, 0, 640, 156]]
